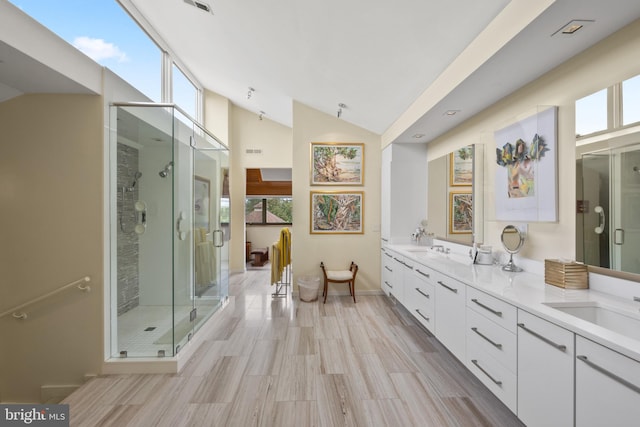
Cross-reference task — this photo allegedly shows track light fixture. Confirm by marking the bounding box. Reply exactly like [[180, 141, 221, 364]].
[[337, 103, 347, 118], [247, 87, 255, 100], [259, 111, 265, 121]]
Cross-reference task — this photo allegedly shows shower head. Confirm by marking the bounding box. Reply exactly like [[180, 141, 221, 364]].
[[159, 161, 173, 178], [131, 171, 142, 187]]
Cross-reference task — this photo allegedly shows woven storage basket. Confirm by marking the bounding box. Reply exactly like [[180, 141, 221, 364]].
[[544, 259, 589, 289]]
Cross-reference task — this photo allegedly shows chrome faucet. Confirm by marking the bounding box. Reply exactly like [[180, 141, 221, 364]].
[[431, 245, 444, 253]]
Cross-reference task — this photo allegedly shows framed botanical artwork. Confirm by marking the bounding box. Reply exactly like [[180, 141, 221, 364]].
[[194, 176, 210, 232], [450, 145, 474, 186], [494, 106, 558, 222], [311, 142, 364, 185], [449, 191, 473, 234], [310, 191, 364, 234]]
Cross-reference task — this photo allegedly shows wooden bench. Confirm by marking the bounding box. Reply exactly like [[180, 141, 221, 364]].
[[250, 247, 269, 266]]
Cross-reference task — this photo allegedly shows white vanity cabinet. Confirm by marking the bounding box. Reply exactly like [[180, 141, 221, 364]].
[[517, 310, 575, 427], [381, 246, 394, 297], [466, 288, 518, 412], [434, 271, 466, 362], [380, 143, 428, 242], [575, 336, 640, 427], [405, 262, 436, 333]]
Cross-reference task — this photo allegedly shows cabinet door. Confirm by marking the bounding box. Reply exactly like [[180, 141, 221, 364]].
[[576, 336, 640, 427], [434, 272, 466, 361], [381, 248, 394, 297], [517, 310, 574, 427]]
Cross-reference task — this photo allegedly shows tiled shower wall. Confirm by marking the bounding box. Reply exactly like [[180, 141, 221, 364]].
[[117, 144, 139, 315]]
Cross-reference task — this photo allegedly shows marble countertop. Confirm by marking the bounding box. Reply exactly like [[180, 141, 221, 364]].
[[386, 244, 640, 362]]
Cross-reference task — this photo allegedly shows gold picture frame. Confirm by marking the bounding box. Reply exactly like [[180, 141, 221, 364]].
[[450, 145, 474, 186], [310, 142, 364, 185], [310, 191, 364, 234], [449, 191, 472, 234]]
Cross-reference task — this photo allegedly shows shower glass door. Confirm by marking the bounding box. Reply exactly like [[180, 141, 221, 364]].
[[191, 126, 229, 337], [581, 143, 640, 274]]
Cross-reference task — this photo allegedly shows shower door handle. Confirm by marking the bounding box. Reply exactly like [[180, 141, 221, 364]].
[[594, 206, 605, 234], [213, 229, 224, 247], [614, 228, 625, 245]]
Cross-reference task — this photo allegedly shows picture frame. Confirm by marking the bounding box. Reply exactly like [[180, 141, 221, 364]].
[[450, 145, 474, 186], [310, 191, 364, 234], [449, 191, 473, 234], [494, 106, 558, 222], [194, 176, 210, 232], [311, 142, 364, 185]]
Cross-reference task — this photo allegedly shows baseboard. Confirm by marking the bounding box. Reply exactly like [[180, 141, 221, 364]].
[[41, 385, 80, 404], [292, 289, 385, 297]]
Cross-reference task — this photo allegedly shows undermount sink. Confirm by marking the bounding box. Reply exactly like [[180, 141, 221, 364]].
[[402, 247, 432, 252], [544, 301, 640, 342]]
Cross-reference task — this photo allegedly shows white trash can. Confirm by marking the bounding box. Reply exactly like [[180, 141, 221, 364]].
[[298, 276, 321, 302]]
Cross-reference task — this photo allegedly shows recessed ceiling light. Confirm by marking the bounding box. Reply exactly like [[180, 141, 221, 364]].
[[444, 110, 460, 116], [412, 134, 425, 139], [552, 20, 594, 37]]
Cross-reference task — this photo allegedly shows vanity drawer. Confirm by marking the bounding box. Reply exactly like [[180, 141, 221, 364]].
[[407, 274, 435, 332], [466, 287, 517, 333], [467, 340, 517, 413], [466, 308, 516, 373]]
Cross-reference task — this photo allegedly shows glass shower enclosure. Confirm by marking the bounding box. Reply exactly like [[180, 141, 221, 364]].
[[109, 103, 229, 358]]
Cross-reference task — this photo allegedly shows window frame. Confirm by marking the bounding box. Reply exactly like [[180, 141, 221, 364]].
[[245, 197, 293, 226]]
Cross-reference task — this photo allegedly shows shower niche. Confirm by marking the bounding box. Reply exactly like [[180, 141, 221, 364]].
[[109, 103, 229, 359]]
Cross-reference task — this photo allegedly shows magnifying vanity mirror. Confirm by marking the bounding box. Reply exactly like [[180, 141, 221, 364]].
[[501, 225, 524, 272]]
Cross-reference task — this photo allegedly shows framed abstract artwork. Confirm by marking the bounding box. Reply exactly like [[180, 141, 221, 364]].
[[310, 191, 363, 234], [494, 106, 558, 222], [311, 143, 364, 185]]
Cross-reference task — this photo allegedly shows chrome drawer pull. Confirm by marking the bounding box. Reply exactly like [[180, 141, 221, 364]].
[[577, 355, 640, 394], [415, 309, 430, 322], [471, 327, 502, 349], [415, 288, 430, 299], [384, 266, 393, 272], [634, 296, 640, 303], [416, 269, 430, 278], [438, 281, 458, 293], [471, 359, 502, 386], [384, 281, 393, 289], [471, 298, 502, 317], [385, 252, 393, 258], [518, 323, 566, 352]]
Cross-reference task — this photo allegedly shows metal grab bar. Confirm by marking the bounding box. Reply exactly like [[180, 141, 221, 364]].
[[0, 276, 91, 320]]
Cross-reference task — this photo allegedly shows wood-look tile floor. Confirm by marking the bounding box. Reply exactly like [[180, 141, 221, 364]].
[[64, 269, 524, 426]]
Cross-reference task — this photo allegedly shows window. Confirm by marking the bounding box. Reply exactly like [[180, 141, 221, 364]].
[[10, 0, 163, 102], [172, 63, 199, 120], [623, 74, 640, 126], [246, 197, 292, 225], [575, 88, 608, 137]]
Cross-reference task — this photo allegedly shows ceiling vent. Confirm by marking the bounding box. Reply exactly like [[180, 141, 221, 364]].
[[183, 0, 213, 14]]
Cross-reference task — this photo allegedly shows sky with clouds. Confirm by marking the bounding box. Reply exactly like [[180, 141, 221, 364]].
[[10, 0, 161, 101]]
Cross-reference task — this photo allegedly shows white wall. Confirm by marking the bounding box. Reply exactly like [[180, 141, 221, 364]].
[[424, 19, 640, 262], [292, 102, 382, 293]]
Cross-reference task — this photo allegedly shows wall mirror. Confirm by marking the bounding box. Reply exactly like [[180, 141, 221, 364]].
[[427, 144, 484, 245]]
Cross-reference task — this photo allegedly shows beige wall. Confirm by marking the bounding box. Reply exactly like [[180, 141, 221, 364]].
[[0, 94, 104, 402], [423, 19, 640, 262], [208, 99, 293, 273], [292, 102, 381, 293]]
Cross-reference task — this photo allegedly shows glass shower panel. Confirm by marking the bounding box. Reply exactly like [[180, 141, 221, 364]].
[[581, 152, 610, 268], [171, 109, 197, 353], [112, 105, 175, 358]]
